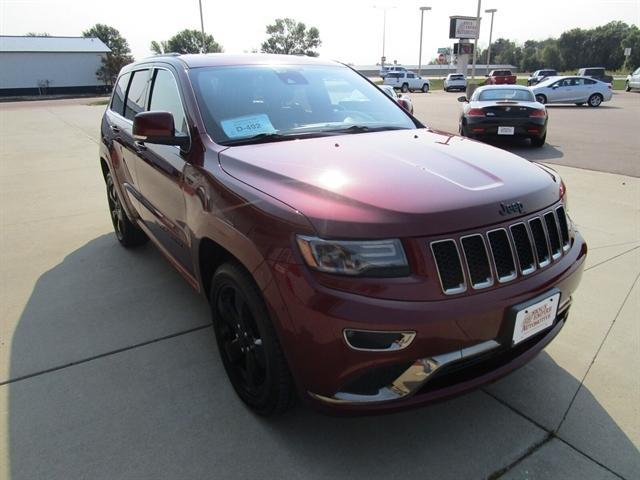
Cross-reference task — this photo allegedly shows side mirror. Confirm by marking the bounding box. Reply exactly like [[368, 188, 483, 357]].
[[457, 96, 468, 103], [397, 93, 404, 98], [133, 111, 189, 148], [551, 85, 559, 89]]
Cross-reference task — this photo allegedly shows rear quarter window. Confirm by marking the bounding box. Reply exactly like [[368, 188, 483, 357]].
[[110, 73, 130, 116]]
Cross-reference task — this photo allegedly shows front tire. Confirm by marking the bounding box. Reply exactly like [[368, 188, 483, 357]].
[[401, 83, 409, 93], [210, 262, 295, 416], [588, 93, 603, 107], [535, 94, 547, 105], [625, 81, 631, 92], [105, 172, 147, 247]]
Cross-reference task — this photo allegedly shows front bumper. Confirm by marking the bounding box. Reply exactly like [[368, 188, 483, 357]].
[[267, 232, 586, 414]]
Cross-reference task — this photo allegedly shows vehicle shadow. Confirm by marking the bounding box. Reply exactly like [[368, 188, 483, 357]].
[[6, 236, 639, 479], [480, 137, 565, 161]]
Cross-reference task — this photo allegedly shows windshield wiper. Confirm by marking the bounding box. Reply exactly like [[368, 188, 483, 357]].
[[221, 131, 323, 146], [322, 124, 411, 134]]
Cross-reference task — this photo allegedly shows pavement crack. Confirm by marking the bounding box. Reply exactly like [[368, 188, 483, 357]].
[[589, 240, 640, 251], [0, 324, 212, 387], [555, 270, 640, 431], [584, 245, 640, 272], [486, 433, 553, 480]]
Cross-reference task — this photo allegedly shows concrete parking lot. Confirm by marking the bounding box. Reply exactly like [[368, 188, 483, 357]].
[[0, 93, 638, 480]]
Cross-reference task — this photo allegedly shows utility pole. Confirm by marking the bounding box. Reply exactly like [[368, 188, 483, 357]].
[[418, 6, 432, 76], [199, 0, 206, 53], [471, 0, 481, 80], [485, 9, 497, 75]]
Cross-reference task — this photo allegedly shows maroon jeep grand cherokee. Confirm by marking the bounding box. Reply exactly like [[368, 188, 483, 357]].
[[99, 54, 586, 416]]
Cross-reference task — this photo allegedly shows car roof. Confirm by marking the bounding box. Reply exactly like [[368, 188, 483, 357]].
[[127, 53, 341, 70], [475, 84, 531, 92]]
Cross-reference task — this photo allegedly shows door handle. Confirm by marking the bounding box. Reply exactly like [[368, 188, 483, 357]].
[[110, 125, 121, 134], [134, 140, 147, 152]]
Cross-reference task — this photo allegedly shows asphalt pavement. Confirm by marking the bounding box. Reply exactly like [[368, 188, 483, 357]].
[[0, 95, 638, 480]]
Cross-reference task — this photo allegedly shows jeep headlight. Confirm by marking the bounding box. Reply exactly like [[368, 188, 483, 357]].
[[296, 236, 410, 277]]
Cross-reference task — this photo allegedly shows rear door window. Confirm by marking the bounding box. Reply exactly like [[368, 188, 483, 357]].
[[124, 69, 150, 121], [110, 73, 130, 116]]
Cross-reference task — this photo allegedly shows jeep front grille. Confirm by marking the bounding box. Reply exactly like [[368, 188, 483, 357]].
[[430, 207, 570, 295]]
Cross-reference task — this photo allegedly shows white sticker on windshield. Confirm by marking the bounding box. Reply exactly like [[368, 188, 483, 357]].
[[221, 114, 276, 139]]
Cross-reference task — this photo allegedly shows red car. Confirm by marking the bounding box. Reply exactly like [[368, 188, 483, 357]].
[[100, 54, 586, 416], [485, 70, 517, 85]]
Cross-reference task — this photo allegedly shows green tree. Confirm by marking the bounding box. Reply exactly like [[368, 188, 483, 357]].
[[83, 24, 133, 86], [261, 18, 321, 56], [150, 29, 222, 54], [622, 26, 640, 70], [540, 44, 562, 70], [557, 28, 587, 71]]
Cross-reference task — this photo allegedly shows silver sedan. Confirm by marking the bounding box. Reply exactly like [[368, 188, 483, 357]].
[[530, 76, 613, 107]]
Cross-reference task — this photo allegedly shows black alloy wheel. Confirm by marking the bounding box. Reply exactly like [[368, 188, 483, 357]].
[[210, 263, 295, 415]]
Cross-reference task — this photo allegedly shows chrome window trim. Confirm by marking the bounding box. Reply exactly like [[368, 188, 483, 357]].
[[343, 329, 416, 352], [460, 234, 494, 289], [430, 239, 467, 295], [486, 228, 518, 283], [509, 222, 537, 275]]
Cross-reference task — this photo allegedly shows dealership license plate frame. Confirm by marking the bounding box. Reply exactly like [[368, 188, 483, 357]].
[[498, 126, 515, 135], [510, 289, 561, 345]]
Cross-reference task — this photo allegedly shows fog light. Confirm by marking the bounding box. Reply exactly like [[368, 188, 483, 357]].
[[343, 329, 415, 351]]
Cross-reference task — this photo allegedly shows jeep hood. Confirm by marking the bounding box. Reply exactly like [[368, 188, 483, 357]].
[[218, 128, 560, 238]]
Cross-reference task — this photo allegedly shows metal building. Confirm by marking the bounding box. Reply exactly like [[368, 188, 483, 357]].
[[0, 36, 111, 96]]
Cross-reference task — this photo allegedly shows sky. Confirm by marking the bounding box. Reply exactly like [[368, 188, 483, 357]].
[[0, 0, 638, 65]]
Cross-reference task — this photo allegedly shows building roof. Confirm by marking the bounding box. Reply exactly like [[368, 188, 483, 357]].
[[0, 36, 111, 53]]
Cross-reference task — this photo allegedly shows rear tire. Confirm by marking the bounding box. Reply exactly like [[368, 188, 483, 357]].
[[625, 81, 631, 92], [422, 83, 429, 93], [210, 262, 296, 416], [531, 133, 546, 148], [401, 83, 409, 93], [535, 94, 547, 105], [105, 172, 147, 248], [588, 93, 603, 107]]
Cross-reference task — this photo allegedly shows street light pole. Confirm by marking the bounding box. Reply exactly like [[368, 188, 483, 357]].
[[374, 5, 395, 67], [199, 0, 206, 53], [418, 6, 432, 77], [485, 8, 497, 75], [471, 0, 482, 80]]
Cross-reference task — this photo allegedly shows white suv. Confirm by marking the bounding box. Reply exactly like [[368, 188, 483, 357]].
[[444, 73, 467, 92], [625, 67, 640, 91], [383, 72, 430, 93], [380, 65, 407, 78]]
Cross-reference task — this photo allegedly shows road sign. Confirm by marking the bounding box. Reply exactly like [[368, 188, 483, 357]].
[[437, 47, 450, 54], [624, 47, 631, 57], [449, 16, 479, 39]]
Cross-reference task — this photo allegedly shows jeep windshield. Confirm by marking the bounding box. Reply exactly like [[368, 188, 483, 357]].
[[190, 65, 416, 145]]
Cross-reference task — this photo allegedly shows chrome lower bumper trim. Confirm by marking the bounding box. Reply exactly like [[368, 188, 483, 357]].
[[308, 339, 500, 405]]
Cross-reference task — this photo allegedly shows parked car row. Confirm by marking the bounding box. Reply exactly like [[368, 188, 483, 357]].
[[456, 74, 613, 147]]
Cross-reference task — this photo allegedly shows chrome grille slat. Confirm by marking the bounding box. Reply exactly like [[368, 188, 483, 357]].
[[510, 222, 537, 275], [556, 206, 570, 250], [487, 228, 517, 282], [529, 217, 551, 267], [430, 206, 569, 295], [544, 211, 562, 260], [430, 240, 466, 295], [460, 234, 493, 289]]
